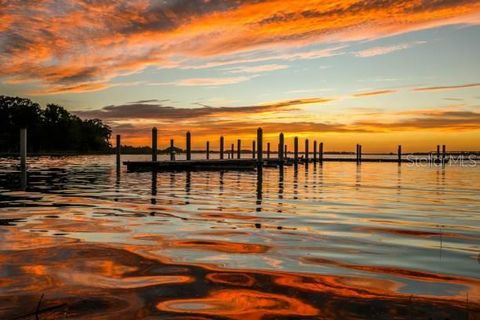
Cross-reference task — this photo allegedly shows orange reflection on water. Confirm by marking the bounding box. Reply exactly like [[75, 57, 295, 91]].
[[206, 272, 256, 287], [156, 289, 319, 320], [168, 239, 270, 254], [302, 256, 480, 302]]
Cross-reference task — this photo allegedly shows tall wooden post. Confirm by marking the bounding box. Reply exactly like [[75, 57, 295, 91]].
[[237, 139, 241, 159], [442, 145, 446, 162], [267, 142, 270, 159], [279, 133, 284, 162], [206, 141, 210, 159], [152, 127, 157, 162], [257, 128, 263, 164], [186, 131, 191, 160], [20, 128, 27, 170], [116, 134, 121, 172], [313, 140, 317, 163], [305, 139, 309, 162], [398, 145, 402, 164], [359, 145, 362, 163], [252, 140, 256, 159], [294, 137, 299, 164], [170, 139, 175, 161], [437, 145, 440, 161], [356, 144, 360, 164], [220, 136, 224, 160], [231, 143, 234, 159], [319, 142, 324, 163]]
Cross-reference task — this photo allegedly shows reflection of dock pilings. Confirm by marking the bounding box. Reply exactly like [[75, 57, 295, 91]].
[[256, 167, 263, 212]]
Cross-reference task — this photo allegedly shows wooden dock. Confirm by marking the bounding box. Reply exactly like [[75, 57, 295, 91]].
[[125, 159, 258, 172], [116, 127, 451, 172], [123, 157, 438, 172]]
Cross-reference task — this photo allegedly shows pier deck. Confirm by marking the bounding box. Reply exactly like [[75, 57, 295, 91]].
[[124, 157, 435, 172], [124, 159, 258, 172]]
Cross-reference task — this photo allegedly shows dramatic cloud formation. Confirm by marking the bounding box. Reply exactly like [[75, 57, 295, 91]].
[[72, 94, 480, 148], [1, 0, 479, 94], [75, 97, 333, 120]]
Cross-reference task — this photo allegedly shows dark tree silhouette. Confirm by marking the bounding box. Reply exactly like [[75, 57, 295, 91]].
[[0, 95, 111, 153]]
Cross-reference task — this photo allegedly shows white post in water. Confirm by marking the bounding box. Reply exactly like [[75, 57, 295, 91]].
[[20, 128, 27, 169]]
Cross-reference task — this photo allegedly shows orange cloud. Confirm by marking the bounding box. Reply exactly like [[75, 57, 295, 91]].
[[1, 0, 479, 93]]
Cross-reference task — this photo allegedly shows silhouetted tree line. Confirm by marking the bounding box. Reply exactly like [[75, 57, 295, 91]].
[[0, 95, 111, 153]]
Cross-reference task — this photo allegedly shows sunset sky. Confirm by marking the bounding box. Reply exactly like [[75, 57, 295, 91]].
[[1, 0, 480, 151]]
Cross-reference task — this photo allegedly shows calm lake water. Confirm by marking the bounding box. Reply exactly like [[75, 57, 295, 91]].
[[0, 155, 479, 319]]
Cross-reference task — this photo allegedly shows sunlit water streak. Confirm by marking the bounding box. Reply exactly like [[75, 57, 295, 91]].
[[0, 155, 479, 319]]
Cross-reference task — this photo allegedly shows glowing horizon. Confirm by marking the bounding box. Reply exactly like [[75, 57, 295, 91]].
[[1, 0, 479, 152]]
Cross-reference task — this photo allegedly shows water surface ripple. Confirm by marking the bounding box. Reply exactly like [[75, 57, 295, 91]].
[[0, 155, 479, 319]]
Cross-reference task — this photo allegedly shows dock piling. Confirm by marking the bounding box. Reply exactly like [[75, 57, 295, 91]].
[[356, 144, 361, 164], [320, 142, 324, 164], [267, 142, 270, 159], [152, 127, 157, 162], [442, 145, 446, 163], [116, 134, 121, 173], [237, 139, 241, 159], [437, 145, 440, 161], [20, 128, 27, 170], [220, 136, 224, 160], [186, 131, 191, 160], [206, 141, 210, 159], [305, 139, 309, 162], [170, 139, 175, 161], [398, 145, 402, 164], [257, 128, 263, 164], [231, 143, 234, 160], [279, 133, 284, 163], [313, 140, 317, 163], [294, 137, 299, 164]]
